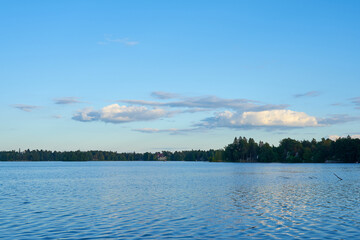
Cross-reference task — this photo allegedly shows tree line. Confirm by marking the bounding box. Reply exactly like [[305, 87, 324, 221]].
[[1, 136, 359, 163], [222, 136, 360, 163], [0, 149, 216, 162]]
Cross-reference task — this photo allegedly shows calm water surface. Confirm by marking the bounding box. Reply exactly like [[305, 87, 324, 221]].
[[1, 162, 360, 239]]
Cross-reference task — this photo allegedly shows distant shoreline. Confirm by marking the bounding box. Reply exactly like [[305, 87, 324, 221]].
[[1, 160, 357, 164], [1, 136, 359, 163]]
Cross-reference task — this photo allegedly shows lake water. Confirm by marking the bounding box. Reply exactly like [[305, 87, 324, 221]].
[[1, 161, 360, 239]]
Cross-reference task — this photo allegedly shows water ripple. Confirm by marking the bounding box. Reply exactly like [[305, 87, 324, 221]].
[[1, 162, 360, 239]]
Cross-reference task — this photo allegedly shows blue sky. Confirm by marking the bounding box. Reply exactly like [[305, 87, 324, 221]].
[[1, 0, 360, 152]]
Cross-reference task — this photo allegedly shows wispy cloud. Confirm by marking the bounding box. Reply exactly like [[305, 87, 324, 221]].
[[198, 109, 320, 130], [98, 35, 139, 46], [73, 104, 172, 123], [121, 95, 289, 112], [151, 91, 179, 100], [331, 97, 360, 109], [133, 127, 202, 135], [294, 91, 321, 98], [52, 115, 63, 119], [331, 102, 348, 107], [318, 114, 360, 125], [54, 97, 82, 105], [350, 97, 360, 109], [12, 104, 40, 112]]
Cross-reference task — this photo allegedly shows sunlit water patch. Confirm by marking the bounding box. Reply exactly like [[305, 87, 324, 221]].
[[1, 162, 360, 239]]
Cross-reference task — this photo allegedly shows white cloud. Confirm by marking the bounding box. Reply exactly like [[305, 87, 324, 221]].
[[73, 104, 170, 123], [328, 135, 341, 141], [101, 104, 167, 123], [200, 109, 320, 129], [328, 135, 360, 141]]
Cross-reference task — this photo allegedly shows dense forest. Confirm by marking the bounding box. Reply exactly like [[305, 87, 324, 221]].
[[1, 136, 360, 163]]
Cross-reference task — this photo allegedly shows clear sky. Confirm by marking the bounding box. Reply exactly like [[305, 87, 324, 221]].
[[1, 0, 360, 152]]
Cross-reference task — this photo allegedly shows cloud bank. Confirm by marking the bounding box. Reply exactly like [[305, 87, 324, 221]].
[[72, 92, 359, 132]]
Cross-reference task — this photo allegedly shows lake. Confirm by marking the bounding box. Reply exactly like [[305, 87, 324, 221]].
[[1, 161, 360, 239]]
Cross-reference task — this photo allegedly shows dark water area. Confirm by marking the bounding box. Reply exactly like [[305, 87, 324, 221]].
[[1, 162, 360, 239]]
